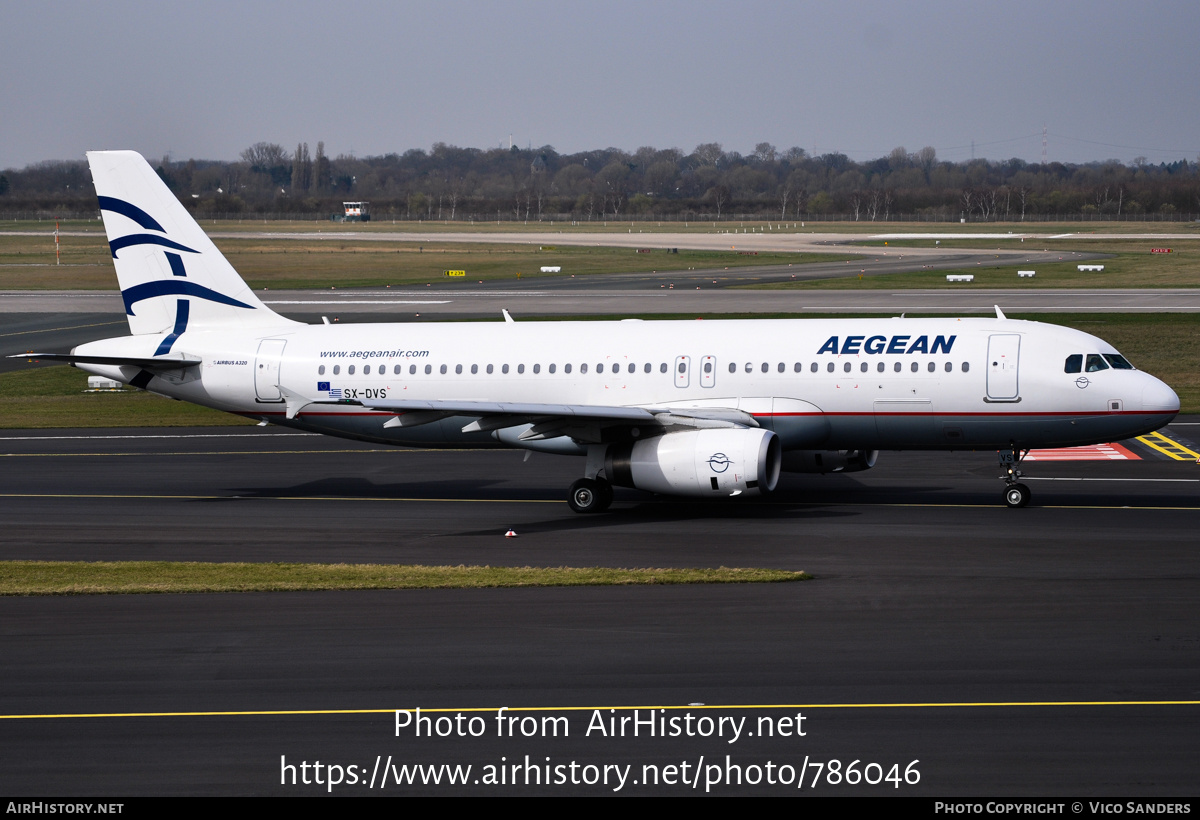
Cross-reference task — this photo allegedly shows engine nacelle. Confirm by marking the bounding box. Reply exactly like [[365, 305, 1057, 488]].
[[605, 428, 781, 497], [781, 449, 879, 474]]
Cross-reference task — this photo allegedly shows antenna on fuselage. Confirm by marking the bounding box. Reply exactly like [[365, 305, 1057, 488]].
[[994, 305, 1007, 320], [502, 309, 515, 323]]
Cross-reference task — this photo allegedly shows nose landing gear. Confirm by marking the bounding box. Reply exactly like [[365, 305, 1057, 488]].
[[999, 444, 1031, 508]]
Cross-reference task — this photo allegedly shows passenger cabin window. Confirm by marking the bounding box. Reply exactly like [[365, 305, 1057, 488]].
[[660, 363, 668, 373], [827, 362, 834, 373], [471, 364, 479, 374], [318, 365, 325, 375], [1085, 354, 1109, 372], [409, 364, 416, 375], [597, 363, 604, 373], [729, 363, 736, 373], [643, 363, 651, 373], [843, 362, 851, 373], [533, 364, 540, 374], [962, 362, 970, 372], [893, 362, 901, 373], [794, 363, 802, 373], [487, 364, 494, 374], [364, 365, 371, 375], [455, 364, 462, 374], [502, 364, 509, 374], [877, 362, 885, 373], [910, 362, 918, 373], [439, 364, 447, 374], [349, 365, 356, 375], [564, 364, 571, 374], [518, 364, 526, 374], [1064, 354, 1083, 373], [580, 363, 588, 374], [394, 365, 401, 375], [333, 365, 340, 375], [1103, 353, 1134, 370], [810, 362, 818, 373], [424, 364, 432, 375], [628, 363, 635, 374], [860, 362, 868, 373]]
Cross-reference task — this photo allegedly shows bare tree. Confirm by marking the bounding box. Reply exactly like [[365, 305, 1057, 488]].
[[777, 182, 791, 220], [850, 192, 862, 221], [867, 188, 882, 221], [693, 142, 724, 166], [290, 143, 312, 192], [241, 142, 288, 169], [707, 185, 729, 218]]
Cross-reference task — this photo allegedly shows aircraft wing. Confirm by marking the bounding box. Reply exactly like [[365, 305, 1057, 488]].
[[6, 352, 202, 369], [351, 397, 757, 440]]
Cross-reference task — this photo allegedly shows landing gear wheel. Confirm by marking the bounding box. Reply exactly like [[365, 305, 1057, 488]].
[[1004, 482, 1031, 509], [568, 478, 611, 513]]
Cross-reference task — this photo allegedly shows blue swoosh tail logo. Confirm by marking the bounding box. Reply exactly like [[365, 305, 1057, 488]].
[[122, 281, 253, 316], [97, 196, 165, 232]]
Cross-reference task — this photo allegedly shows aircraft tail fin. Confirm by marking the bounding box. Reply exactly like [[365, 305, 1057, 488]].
[[87, 150, 296, 336]]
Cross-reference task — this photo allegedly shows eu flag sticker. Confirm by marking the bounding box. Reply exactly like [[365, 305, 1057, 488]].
[[317, 381, 330, 392]]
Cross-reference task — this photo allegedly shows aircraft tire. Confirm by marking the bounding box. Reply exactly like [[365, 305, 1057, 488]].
[[568, 478, 605, 513], [1004, 483, 1031, 509]]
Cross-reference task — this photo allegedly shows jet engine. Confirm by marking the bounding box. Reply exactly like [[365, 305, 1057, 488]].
[[604, 428, 781, 497]]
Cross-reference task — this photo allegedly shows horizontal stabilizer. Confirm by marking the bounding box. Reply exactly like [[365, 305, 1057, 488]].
[[7, 352, 201, 369]]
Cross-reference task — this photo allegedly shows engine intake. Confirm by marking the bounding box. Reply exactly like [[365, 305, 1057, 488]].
[[605, 428, 781, 497]]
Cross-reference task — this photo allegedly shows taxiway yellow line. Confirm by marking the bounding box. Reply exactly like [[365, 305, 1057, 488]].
[[3, 701, 1199, 720], [1137, 432, 1200, 461]]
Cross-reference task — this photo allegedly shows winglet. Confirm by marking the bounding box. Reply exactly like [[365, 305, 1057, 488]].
[[502, 309, 515, 324], [994, 305, 1007, 320]]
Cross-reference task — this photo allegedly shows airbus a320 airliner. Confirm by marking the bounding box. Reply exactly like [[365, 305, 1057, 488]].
[[15, 151, 1180, 510]]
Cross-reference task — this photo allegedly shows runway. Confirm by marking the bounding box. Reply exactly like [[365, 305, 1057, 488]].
[[1, 424, 1198, 794]]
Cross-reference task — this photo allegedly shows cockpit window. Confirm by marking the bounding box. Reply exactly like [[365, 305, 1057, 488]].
[[1103, 353, 1134, 370], [1085, 354, 1109, 372], [1064, 354, 1082, 374]]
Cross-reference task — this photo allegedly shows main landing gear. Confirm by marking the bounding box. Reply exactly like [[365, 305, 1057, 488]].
[[999, 444, 1031, 508], [568, 477, 613, 513]]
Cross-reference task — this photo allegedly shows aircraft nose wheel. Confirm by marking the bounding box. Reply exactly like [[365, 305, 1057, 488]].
[[568, 478, 613, 513], [1004, 482, 1031, 508]]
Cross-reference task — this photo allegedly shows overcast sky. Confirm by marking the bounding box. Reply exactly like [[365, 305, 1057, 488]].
[[3, 0, 1198, 169]]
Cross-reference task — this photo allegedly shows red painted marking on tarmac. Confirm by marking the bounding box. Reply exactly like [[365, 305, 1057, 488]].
[[1024, 442, 1141, 462]]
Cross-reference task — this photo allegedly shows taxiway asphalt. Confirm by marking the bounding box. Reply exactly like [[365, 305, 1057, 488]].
[[0, 425, 1197, 794]]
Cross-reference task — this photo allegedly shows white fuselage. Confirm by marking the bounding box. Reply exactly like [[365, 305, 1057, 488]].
[[75, 315, 1179, 453]]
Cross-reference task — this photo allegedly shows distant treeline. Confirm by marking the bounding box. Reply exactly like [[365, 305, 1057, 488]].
[[3, 141, 1199, 222]]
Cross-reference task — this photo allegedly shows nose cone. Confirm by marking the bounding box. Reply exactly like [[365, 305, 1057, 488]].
[[1142, 377, 1180, 413]]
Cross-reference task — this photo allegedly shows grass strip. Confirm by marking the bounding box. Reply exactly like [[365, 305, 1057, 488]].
[[0, 561, 809, 596]]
